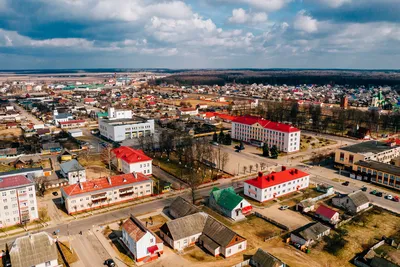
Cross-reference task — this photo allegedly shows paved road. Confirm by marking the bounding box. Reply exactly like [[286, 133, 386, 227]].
[[70, 231, 110, 267], [152, 165, 188, 189], [303, 165, 400, 213], [12, 102, 42, 124]]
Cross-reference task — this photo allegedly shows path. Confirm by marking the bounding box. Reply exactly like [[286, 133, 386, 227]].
[[12, 102, 42, 124]]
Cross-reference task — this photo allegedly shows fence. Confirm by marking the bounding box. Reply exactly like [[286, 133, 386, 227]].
[[311, 191, 334, 202], [231, 259, 250, 267], [255, 212, 289, 231]]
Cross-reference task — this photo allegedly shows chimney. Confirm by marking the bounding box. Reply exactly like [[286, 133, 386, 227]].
[[107, 176, 112, 185], [271, 175, 275, 180], [257, 172, 263, 180], [294, 169, 298, 174], [133, 172, 137, 179], [281, 166, 286, 171]]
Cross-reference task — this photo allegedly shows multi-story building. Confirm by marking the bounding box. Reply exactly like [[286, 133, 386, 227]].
[[99, 117, 155, 142], [59, 159, 86, 185], [231, 115, 301, 153], [0, 175, 39, 227], [59, 119, 86, 129], [335, 141, 400, 170], [244, 167, 309, 202], [108, 107, 132, 120], [121, 215, 163, 262], [112, 146, 152, 175], [60, 172, 153, 214], [351, 160, 400, 189]]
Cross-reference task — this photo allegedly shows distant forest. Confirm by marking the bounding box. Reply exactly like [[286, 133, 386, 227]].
[[154, 70, 400, 87]]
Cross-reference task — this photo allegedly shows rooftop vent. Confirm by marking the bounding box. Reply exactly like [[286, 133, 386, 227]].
[[281, 166, 287, 171], [123, 178, 127, 182]]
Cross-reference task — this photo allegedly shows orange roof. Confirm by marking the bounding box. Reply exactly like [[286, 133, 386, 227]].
[[112, 146, 152, 164], [122, 216, 161, 243], [62, 173, 151, 196]]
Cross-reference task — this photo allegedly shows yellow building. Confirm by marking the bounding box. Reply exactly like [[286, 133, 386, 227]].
[[352, 160, 400, 190]]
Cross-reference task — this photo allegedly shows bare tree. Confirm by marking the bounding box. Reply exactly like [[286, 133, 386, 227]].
[[101, 146, 115, 176], [249, 165, 254, 173], [221, 152, 229, 173], [35, 176, 48, 197], [243, 166, 247, 174], [185, 167, 202, 204], [255, 163, 259, 171], [260, 162, 266, 170]]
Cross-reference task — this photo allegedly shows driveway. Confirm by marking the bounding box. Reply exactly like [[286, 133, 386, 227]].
[[254, 204, 311, 230]]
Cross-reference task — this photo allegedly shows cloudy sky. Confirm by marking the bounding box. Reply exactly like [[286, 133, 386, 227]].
[[0, 0, 399, 69]]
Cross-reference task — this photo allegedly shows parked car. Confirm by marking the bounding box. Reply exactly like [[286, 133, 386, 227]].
[[279, 205, 289, 210], [376, 192, 383, 197], [370, 190, 377, 195], [52, 192, 58, 196], [361, 186, 367, 192], [386, 195, 393, 200], [342, 181, 350, 186], [212, 142, 219, 146], [104, 259, 115, 267], [393, 196, 400, 202]]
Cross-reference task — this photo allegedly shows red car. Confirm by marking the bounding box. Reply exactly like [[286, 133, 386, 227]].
[[393, 196, 399, 202]]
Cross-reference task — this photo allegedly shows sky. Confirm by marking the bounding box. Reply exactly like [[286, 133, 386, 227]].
[[0, 0, 400, 69]]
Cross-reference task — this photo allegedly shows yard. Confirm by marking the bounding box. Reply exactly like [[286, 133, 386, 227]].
[[57, 241, 79, 266], [300, 135, 337, 152], [78, 154, 118, 180]]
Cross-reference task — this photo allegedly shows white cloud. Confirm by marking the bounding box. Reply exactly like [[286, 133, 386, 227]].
[[293, 10, 318, 33], [218, 0, 291, 11], [319, 0, 351, 8], [228, 8, 268, 24]]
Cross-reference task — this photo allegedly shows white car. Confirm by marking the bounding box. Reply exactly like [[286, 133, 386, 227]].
[[386, 195, 393, 200], [279, 205, 289, 210]]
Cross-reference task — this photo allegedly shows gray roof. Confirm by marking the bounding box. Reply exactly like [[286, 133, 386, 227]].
[[251, 248, 285, 267], [202, 216, 239, 247], [370, 256, 399, 267], [169, 196, 199, 219], [199, 234, 220, 251], [10, 232, 58, 267], [348, 191, 370, 207], [292, 222, 330, 241], [60, 159, 84, 174], [42, 142, 61, 150], [55, 113, 72, 119], [160, 212, 208, 240], [355, 160, 400, 176], [340, 141, 395, 154]]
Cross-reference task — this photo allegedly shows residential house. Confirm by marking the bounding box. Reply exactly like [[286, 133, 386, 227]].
[[121, 215, 163, 263], [316, 184, 334, 194], [250, 248, 286, 267], [177, 107, 199, 117], [296, 198, 315, 213], [53, 110, 73, 126], [168, 196, 199, 219], [315, 205, 340, 225], [59, 159, 86, 185], [160, 212, 247, 257], [10, 232, 61, 267], [332, 191, 370, 214], [112, 146, 152, 175], [290, 222, 331, 247], [244, 167, 309, 202], [209, 187, 252, 221], [41, 142, 62, 154]]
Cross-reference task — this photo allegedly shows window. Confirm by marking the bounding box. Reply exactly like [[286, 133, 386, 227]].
[[45, 261, 51, 266], [150, 238, 154, 243], [238, 244, 242, 250], [31, 207, 35, 211], [349, 155, 354, 164], [340, 152, 345, 161], [227, 249, 231, 255], [4, 206, 8, 210], [2, 192, 6, 196]]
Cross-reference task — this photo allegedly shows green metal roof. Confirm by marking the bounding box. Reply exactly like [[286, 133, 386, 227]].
[[211, 187, 243, 211]]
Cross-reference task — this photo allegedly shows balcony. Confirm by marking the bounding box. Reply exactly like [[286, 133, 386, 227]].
[[91, 193, 107, 201]]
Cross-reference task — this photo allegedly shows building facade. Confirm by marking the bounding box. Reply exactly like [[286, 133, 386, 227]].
[[351, 160, 400, 189], [59, 120, 86, 129], [99, 117, 155, 142], [231, 116, 301, 153], [59, 159, 86, 185], [60, 173, 153, 214], [209, 187, 252, 221], [335, 141, 400, 170], [112, 146, 153, 175], [244, 168, 309, 202], [0, 175, 39, 227], [122, 215, 163, 262]]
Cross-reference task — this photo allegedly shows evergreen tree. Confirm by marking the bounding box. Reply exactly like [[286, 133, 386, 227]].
[[224, 134, 232, 145], [212, 132, 218, 143], [218, 130, 225, 143], [262, 143, 270, 157], [239, 140, 244, 150], [270, 145, 279, 159]]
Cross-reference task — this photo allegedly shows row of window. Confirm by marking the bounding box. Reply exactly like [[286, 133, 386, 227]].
[[1, 187, 33, 196]]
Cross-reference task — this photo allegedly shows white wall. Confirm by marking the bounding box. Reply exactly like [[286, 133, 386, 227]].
[[99, 119, 155, 142], [67, 170, 86, 185], [222, 240, 247, 257], [122, 160, 152, 175], [173, 233, 202, 251]]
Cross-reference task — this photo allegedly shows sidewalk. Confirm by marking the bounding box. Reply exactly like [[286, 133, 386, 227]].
[[92, 226, 124, 267]]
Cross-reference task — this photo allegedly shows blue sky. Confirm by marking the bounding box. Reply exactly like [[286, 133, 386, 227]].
[[0, 0, 400, 69]]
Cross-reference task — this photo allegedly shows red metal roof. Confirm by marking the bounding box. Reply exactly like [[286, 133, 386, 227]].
[[0, 175, 33, 189], [315, 205, 338, 219], [245, 168, 309, 189], [112, 146, 152, 164], [59, 120, 86, 125], [62, 173, 151, 196], [232, 115, 300, 133]]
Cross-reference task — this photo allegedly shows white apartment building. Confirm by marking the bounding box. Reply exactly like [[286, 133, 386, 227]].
[[232, 115, 301, 153], [177, 108, 199, 117], [99, 117, 155, 142], [112, 146, 153, 175], [0, 175, 39, 227], [244, 168, 309, 202], [60, 173, 153, 214]]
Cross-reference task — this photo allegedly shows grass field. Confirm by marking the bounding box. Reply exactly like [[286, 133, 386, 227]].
[[58, 241, 79, 266]]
